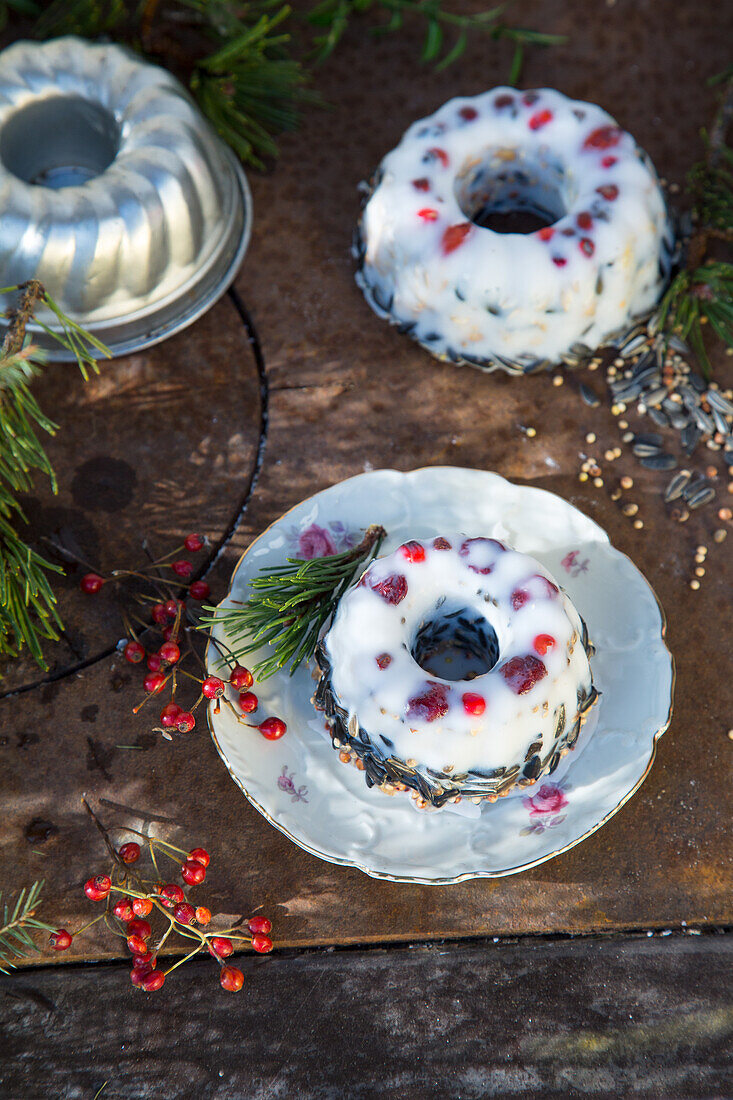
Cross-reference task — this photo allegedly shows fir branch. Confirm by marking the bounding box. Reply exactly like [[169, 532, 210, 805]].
[[202, 524, 386, 679], [0, 282, 111, 668], [27, 1, 560, 167], [659, 77, 733, 377], [0, 880, 54, 973]]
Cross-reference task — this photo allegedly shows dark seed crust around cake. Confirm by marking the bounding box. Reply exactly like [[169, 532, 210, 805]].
[[313, 619, 599, 809]]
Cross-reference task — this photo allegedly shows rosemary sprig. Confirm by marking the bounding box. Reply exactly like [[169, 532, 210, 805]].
[[0, 880, 54, 973], [659, 76, 733, 377], [0, 282, 111, 668], [203, 523, 386, 679]]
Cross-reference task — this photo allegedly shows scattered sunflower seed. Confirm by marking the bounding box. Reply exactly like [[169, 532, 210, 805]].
[[639, 452, 678, 471], [686, 486, 716, 510]]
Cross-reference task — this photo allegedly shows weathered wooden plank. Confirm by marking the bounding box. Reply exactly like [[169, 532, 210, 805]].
[[1, 934, 731, 1098]]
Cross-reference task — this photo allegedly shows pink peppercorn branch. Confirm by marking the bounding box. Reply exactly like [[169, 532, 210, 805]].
[[59, 799, 273, 993]]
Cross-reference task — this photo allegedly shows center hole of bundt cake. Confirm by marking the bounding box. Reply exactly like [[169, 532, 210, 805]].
[[0, 95, 120, 189], [454, 151, 566, 234], [411, 606, 500, 681]]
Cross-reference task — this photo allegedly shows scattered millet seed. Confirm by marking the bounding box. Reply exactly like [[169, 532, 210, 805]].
[[696, 545, 707, 557], [690, 579, 700, 590], [706, 466, 717, 479], [610, 489, 622, 501], [618, 419, 628, 430], [719, 508, 732, 521], [593, 477, 603, 488], [586, 432, 597, 444], [622, 431, 634, 443], [604, 449, 615, 462], [623, 502, 639, 517], [613, 447, 622, 458], [579, 471, 589, 482], [714, 529, 727, 543], [552, 375, 564, 387], [621, 475, 634, 490], [526, 426, 537, 438], [695, 566, 705, 578]]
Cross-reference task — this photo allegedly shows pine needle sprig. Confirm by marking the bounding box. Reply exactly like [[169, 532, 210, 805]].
[[306, 0, 564, 77], [0, 281, 111, 668], [659, 76, 733, 377], [0, 880, 54, 973], [203, 523, 386, 679]]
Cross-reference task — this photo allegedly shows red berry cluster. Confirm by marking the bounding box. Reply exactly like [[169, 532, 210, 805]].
[[52, 809, 273, 995], [77, 531, 287, 745]]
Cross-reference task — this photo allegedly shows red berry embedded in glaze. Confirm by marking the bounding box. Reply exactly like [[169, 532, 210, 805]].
[[80, 573, 104, 594], [184, 533, 204, 552], [220, 966, 244, 992], [500, 655, 547, 695], [407, 683, 450, 722], [238, 691, 258, 713], [399, 541, 426, 563], [124, 641, 145, 664], [462, 692, 486, 716], [427, 147, 449, 168], [552, 256, 567, 267], [601, 155, 618, 168], [160, 703, 182, 728], [418, 208, 438, 222], [84, 875, 111, 901], [118, 841, 141, 864], [432, 537, 452, 550], [529, 109, 553, 130], [537, 227, 554, 241], [531, 574, 559, 598], [494, 94, 514, 109], [596, 184, 619, 200], [412, 178, 430, 191], [202, 676, 225, 699], [189, 580, 210, 600], [579, 237, 595, 257], [522, 92, 539, 106], [583, 125, 622, 150], [534, 634, 556, 656], [376, 653, 392, 670], [459, 537, 506, 574], [229, 665, 253, 690], [459, 106, 478, 121], [258, 717, 287, 741], [252, 933, 273, 954], [442, 223, 472, 255], [370, 574, 408, 605], [576, 212, 593, 230], [511, 588, 530, 610]]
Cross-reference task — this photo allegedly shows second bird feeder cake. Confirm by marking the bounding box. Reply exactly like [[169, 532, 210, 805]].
[[315, 535, 598, 808]]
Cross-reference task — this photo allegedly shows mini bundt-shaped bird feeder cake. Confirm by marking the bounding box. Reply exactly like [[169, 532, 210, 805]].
[[314, 535, 598, 809], [355, 87, 674, 374]]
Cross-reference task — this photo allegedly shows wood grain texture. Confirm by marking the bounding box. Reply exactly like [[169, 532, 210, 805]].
[[0, 0, 731, 962], [2, 934, 731, 1098]]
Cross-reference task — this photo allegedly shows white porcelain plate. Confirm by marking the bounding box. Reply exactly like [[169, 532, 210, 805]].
[[207, 468, 674, 884]]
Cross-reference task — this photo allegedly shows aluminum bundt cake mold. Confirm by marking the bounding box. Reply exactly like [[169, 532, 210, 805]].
[[0, 37, 251, 358]]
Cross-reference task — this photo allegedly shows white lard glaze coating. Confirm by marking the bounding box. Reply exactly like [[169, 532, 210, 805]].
[[324, 536, 593, 776], [357, 87, 673, 366]]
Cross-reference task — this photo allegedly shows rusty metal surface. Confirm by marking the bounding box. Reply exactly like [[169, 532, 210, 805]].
[[0, 0, 731, 963]]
